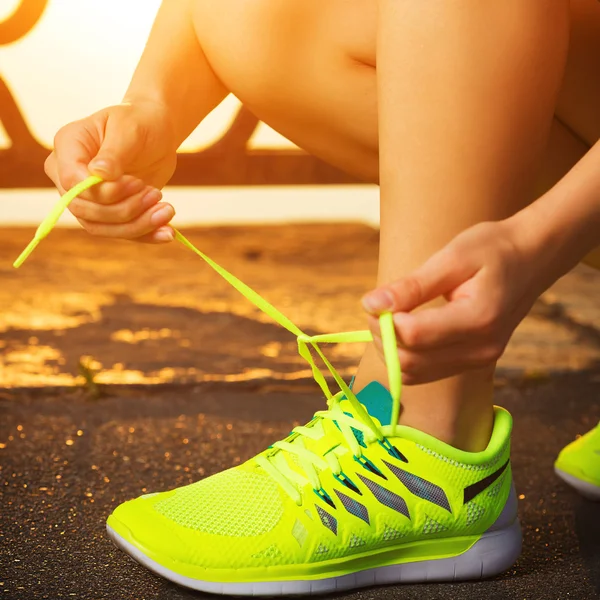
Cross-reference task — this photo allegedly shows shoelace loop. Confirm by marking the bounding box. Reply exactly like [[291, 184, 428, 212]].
[[256, 391, 385, 504]]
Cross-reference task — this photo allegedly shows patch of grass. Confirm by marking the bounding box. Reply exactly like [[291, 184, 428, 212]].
[[77, 358, 103, 399]]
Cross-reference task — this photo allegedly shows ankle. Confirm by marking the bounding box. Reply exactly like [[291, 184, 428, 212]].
[[397, 388, 495, 453], [354, 348, 495, 452]]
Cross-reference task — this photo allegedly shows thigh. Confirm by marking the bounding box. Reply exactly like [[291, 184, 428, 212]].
[[538, 0, 600, 192], [556, 0, 600, 146], [537, 0, 600, 269], [190, 0, 379, 182]]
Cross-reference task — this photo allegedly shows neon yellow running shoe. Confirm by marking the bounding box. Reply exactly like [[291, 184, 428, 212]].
[[107, 382, 521, 595], [555, 423, 600, 501]]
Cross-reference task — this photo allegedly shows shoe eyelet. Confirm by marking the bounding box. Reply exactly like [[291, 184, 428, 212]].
[[378, 438, 409, 463], [333, 470, 362, 495], [313, 487, 336, 509]]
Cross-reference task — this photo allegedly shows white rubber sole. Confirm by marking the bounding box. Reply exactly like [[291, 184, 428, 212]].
[[555, 467, 600, 501], [106, 519, 522, 596]]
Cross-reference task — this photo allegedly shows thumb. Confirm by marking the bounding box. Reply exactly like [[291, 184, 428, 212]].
[[88, 110, 144, 181], [362, 245, 474, 315]]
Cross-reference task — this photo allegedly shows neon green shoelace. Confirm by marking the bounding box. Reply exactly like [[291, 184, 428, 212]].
[[256, 395, 386, 504], [14, 176, 403, 501]]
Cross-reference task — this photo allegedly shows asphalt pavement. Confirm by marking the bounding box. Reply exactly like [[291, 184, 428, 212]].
[[1, 224, 599, 599], [1, 373, 599, 600]]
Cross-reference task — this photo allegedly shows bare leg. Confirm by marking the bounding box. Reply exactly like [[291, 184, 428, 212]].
[[353, 0, 570, 451], [190, 0, 594, 449]]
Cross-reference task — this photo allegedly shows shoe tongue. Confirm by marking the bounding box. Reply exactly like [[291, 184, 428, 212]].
[[348, 381, 393, 427]]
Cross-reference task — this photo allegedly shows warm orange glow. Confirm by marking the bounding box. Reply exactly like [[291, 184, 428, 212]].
[[0, 118, 10, 148], [0, 1, 21, 22], [0, 0, 295, 151]]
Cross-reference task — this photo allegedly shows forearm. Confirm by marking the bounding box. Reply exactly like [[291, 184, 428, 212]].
[[512, 140, 600, 281], [123, 0, 227, 145]]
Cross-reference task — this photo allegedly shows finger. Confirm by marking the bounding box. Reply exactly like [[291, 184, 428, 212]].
[[53, 124, 97, 193], [44, 146, 145, 207], [135, 226, 176, 244], [391, 299, 486, 349], [367, 314, 407, 349], [52, 127, 144, 204], [69, 186, 162, 224], [44, 153, 69, 199], [368, 299, 478, 350], [77, 202, 175, 240], [362, 245, 477, 315], [371, 336, 500, 385], [81, 175, 146, 206]]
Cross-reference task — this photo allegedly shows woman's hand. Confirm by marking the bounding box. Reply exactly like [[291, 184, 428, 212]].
[[45, 100, 179, 243], [362, 218, 557, 385]]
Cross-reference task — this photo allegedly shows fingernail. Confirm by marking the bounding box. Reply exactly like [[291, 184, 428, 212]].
[[154, 227, 174, 242], [89, 159, 112, 175], [142, 189, 162, 208], [362, 289, 394, 314], [150, 203, 174, 226]]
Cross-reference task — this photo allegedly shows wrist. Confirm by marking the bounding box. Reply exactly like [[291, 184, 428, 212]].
[[119, 96, 180, 150], [508, 191, 598, 287], [123, 84, 197, 148]]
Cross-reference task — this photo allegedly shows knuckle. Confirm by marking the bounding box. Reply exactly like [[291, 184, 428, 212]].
[[53, 122, 76, 147], [475, 306, 499, 334], [93, 189, 117, 207], [390, 276, 422, 310], [401, 322, 420, 347], [486, 342, 504, 362], [58, 170, 78, 193], [401, 373, 416, 386], [80, 220, 105, 237], [477, 342, 503, 365], [120, 201, 140, 223], [52, 126, 67, 147], [119, 222, 139, 240], [113, 205, 132, 224], [399, 353, 416, 373], [68, 200, 83, 218], [403, 277, 423, 307], [129, 120, 143, 137], [84, 221, 100, 236], [43, 154, 55, 177]]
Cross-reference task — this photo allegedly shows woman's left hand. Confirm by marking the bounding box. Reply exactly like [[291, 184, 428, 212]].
[[361, 218, 555, 385]]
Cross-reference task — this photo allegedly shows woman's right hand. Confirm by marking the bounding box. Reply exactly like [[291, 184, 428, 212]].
[[45, 100, 179, 243]]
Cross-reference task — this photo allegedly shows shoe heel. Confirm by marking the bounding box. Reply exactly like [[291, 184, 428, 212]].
[[452, 518, 522, 580], [384, 518, 522, 584]]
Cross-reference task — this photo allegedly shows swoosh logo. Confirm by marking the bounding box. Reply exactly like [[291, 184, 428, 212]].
[[463, 459, 510, 504]]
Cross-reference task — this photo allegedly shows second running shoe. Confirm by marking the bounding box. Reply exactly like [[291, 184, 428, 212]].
[[555, 422, 600, 501]]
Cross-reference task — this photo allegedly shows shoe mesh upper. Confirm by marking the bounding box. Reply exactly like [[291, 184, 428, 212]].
[[466, 501, 485, 526], [154, 467, 283, 536]]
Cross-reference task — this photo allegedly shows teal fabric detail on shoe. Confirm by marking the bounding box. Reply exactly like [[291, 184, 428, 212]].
[[356, 381, 393, 427], [332, 415, 367, 448]]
